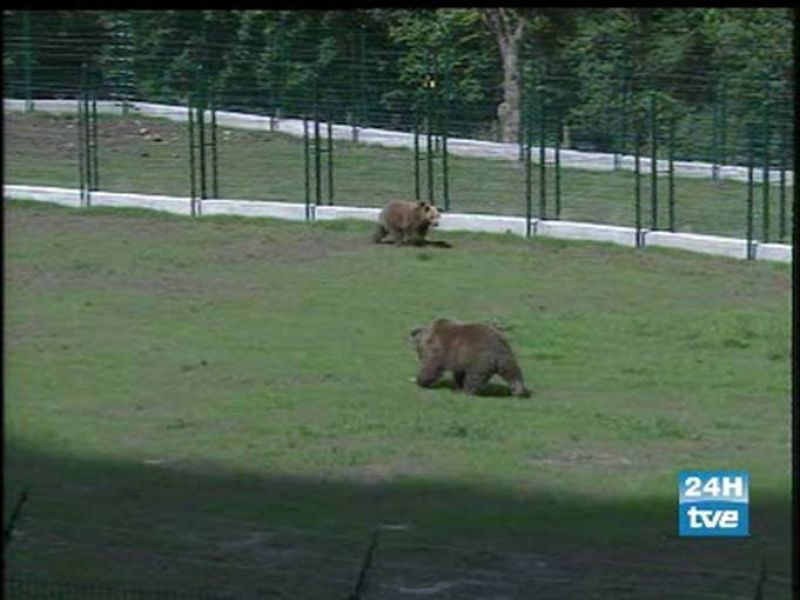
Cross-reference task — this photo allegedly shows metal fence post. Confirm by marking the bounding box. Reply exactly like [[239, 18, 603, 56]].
[[210, 94, 219, 199], [77, 63, 98, 208], [357, 23, 366, 143], [78, 95, 86, 206], [538, 81, 546, 220], [413, 108, 421, 200], [327, 116, 334, 206], [303, 116, 311, 221], [426, 78, 434, 203], [188, 96, 197, 214], [667, 108, 676, 232], [649, 92, 658, 230], [525, 97, 533, 238], [761, 92, 771, 243], [90, 90, 99, 191], [634, 112, 643, 248], [746, 125, 756, 260], [22, 11, 33, 112], [554, 107, 562, 220]]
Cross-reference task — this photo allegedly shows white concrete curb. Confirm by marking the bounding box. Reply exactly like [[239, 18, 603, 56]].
[[3, 185, 791, 263], [644, 231, 753, 260], [438, 212, 529, 237], [91, 191, 192, 215], [3, 184, 82, 207], [755, 243, 792, 263], [314, 205, 381, 222], [200, 198, 309, 221], [537, 220, 640, 247]]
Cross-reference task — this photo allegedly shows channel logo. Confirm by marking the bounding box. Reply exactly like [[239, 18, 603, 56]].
[[678, 471, 749, 537]]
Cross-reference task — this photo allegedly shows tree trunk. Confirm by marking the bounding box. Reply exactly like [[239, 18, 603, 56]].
[[498, 36, 521, 143], [481, 9, 525, 143]]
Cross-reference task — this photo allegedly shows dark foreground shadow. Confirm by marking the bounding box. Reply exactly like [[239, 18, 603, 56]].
[[2, 439, 791, 600]]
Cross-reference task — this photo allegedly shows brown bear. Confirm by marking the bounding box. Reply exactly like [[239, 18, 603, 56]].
[[373, 200, 441, 245], [409, 318, 531, 398]]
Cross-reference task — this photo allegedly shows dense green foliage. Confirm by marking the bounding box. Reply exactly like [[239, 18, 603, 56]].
[[2, 9, 793, 158]]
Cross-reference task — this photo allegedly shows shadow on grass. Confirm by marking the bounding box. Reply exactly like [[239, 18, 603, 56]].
[[422, 379, 517, 398], [3, 439, 791, 600], [373, 239, 453, 249]]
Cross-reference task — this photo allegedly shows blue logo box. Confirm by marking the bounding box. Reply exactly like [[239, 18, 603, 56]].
[[678, 471, 749, 537]]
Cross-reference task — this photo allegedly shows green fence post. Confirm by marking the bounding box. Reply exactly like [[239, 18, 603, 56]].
[[312, 75, 321, 206], [303, 116, 311, 221], [525, 96, 533, 238], [649, 92, 658, 230], [746, 126, 755, 260], [197, 92, 207, 204], [327, 116, 334, 206], [426, 70, 435, 203], [712, 80, 721, 181], [188, 96, 197, 214], [538, 81, 546, 220], [77, 63, 96, 208], [518, 62, 526, 161], [634, 113, 643, 248], [314, 117, 322, 207], [761, 92, 771, 243], [413, 108, 421, 200], [668, 108, 676, 232], [22, 11, 33, 112], [442, 132, 450, 211], [77, 95, 86, 206], [358, 23, 366, 143], [90, 84, 99, 192], [554, 107, 562, 220], [210, 93, 219, 199]]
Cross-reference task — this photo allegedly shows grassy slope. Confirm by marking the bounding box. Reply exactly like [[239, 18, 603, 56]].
[[4, 111, 793, 241], [3, 199, 792, 598]]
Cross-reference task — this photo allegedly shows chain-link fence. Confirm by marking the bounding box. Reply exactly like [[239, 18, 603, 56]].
[[3, 10, 794, 243]]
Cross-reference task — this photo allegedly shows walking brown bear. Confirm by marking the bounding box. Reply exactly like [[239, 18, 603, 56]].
[[373, 200, 441, 246], [409, 318, 532, 398]]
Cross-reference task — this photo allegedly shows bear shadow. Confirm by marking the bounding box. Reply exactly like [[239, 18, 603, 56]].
[[375, 239, 452, 249], [419, 240, 453, 249], [427, 379, 514, 398]]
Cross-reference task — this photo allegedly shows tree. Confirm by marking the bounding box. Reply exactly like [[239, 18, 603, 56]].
[[479, 8, 525, 142], [385, 9, 497, 135]]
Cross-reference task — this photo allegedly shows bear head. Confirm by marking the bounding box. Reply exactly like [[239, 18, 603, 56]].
[[409, 318, 452, 358], [415, 201, 441, 228]]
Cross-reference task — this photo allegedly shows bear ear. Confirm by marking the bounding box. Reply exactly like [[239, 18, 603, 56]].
[[417, 200, 427, 207], [409, 327, 423, 339]]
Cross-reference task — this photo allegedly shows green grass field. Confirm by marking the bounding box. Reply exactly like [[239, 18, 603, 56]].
[[3, 199, 791, 598], [3, 111, 793, 242]]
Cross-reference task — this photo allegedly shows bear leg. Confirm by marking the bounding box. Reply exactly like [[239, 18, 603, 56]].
[[499, 363, 531, 398], [462, 369, 492, 395], [416, 362, 444, 388], [373, 225, 388, 243], [453, 371, 466, 390], [390, 227, 406, 245]]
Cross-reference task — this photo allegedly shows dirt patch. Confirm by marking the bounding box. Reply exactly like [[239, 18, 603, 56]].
[[526, 449, 634, 467], [4, 112, 187, 156]]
